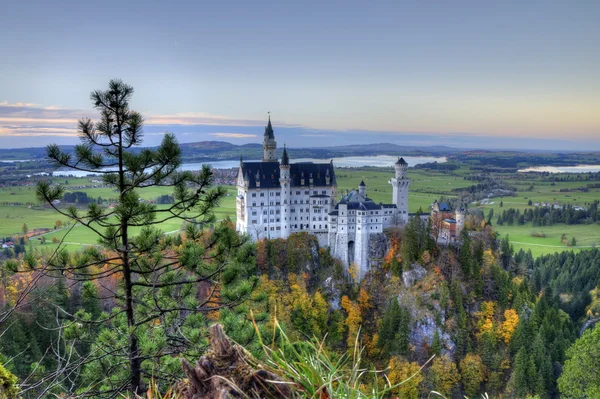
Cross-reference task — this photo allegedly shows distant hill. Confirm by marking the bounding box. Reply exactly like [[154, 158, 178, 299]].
[[0, 141, 461, 163], [321, 143, 463, 155]]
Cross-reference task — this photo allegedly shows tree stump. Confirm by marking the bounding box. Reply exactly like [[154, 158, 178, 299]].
[[176, 324, 296, 399]]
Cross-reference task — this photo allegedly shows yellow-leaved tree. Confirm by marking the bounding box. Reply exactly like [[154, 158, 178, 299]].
[[428, 354, 460, 397], [341, 295, 362, 349], [499, 309, 519, 344], [387, 357, 423, 399]]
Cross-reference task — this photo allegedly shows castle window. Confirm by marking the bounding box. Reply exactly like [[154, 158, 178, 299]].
[[276, 192, 280, 196], [305, 191, 309, 195], [270, 219, 274, 223], [252, 211, 257, 216], [296, 191, 300, 195], [252, 220, 257, 224], [276, 218, 280, 222], [261, 202, 264, 206], [252, 193, 256, 197], [260, 193, 264, 197], [252, 202, 256, 207], [322, 191, 326, 194]]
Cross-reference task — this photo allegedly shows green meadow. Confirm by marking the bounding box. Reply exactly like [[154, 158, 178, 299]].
[[2, 167, 599, 258], [492, 223, 599, 258]]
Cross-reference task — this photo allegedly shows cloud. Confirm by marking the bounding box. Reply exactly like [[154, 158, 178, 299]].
[[0, 125, 78, 137], [208, 133, 258, 139], [0, 102, 92, 129], [0, 101, 599, 151]]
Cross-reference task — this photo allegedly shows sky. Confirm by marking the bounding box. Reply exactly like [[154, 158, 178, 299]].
[[1, 0, 599, 151]]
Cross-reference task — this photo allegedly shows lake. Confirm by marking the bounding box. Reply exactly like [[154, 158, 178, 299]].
[[51, 155, 447, 177], [518, 165, 600, 173]]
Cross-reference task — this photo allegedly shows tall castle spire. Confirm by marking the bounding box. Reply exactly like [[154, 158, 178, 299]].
[[262, 113, 277, 162], [264, 114, 275, 140], [281, 144, 289, 166]]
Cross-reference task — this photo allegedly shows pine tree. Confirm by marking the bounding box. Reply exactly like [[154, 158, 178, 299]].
[[34, 79, 256, 395], [431, 329, 441, 357], [513, 347, 532, 397], [378, 299, 410, 356], [459, 229, 472, 277]]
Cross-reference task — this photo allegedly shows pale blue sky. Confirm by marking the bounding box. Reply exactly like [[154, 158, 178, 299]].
[[0, 0, 599, 149]]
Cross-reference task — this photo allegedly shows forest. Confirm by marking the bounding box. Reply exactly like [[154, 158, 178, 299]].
[[1, 80, 599, 399]]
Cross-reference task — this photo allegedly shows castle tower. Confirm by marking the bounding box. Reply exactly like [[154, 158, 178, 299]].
[[391, 157, 410, 223], [358, 180, 366, 197], [279, 145, 291, 238], [335, 201, 349, 266], [354, 205, 369, 279], [263, 115, 277, 162]]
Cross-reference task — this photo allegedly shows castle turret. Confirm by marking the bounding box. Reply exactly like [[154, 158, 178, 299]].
[[395, 157, 408, 178], [354, 204, 369, 279], [262, 115, 277, 162], [279, 145, 291, 238], [358, 180, 366, 197], [391, 157, 410, 223], [335, 200, 349, 266]]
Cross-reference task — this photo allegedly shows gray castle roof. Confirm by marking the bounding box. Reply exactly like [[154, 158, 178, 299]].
[[438, 202, 451, 211], [281, 145, 289, 166], [331, 189, 396, 213], [238, 161, 336, 189], [396, 157, 408, 166], [264, 116, 275, 140]]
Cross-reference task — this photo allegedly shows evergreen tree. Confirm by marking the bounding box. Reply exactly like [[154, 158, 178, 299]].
[[513, 347, 533, 397], [378, 299, 410, 356], [34, 79, 257, 395], [500, 234, 513, 270], [431, 329, 441, 357], [459, 229, 472, 277]]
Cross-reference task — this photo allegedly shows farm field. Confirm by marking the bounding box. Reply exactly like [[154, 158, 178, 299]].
[[1, 166, 599, 259], [493, 223, 600, 257]]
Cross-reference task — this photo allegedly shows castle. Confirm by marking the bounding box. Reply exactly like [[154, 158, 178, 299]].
[[235, 117, 410, 278], [430, 200, 465, 242]]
